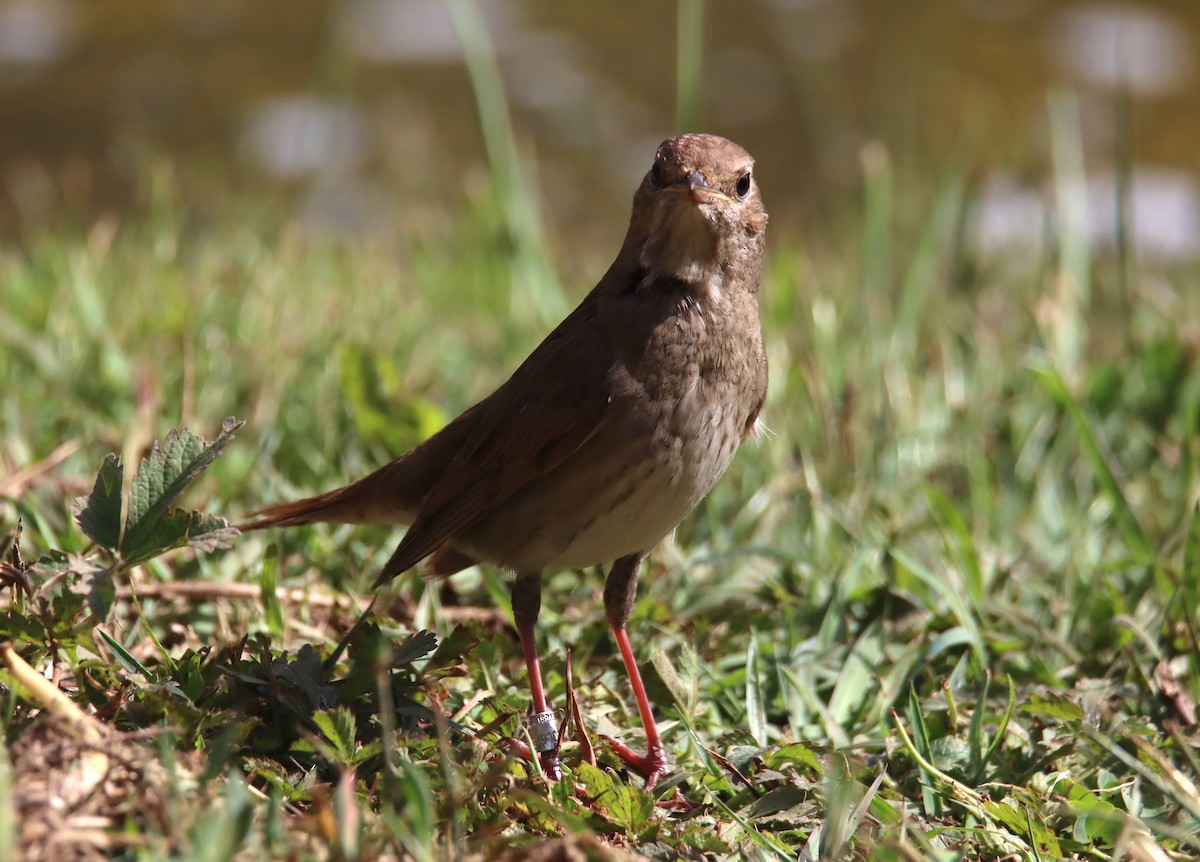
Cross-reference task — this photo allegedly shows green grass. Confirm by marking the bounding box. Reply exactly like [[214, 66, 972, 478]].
[[4, 114, 1200, 862]]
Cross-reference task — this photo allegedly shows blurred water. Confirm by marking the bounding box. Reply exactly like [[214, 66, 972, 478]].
[[0, 0, 75, 73], [1052, 3, 1191, 95], [3, 0, 1200, 258]]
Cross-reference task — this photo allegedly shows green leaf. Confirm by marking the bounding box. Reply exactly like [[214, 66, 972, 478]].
[[746, 630, 768, 747], [312, 707, 358, 764], [649, 640, 695, 714], [184, 513, 240, 553], [982, 798, 1026, 832], [192, 775, 253, 862], [120, 418, 243, 563], [1032, 364, 1152, 562], [1020, 693, 1085, 722], [1056, 779, 1123, 846], [381, 759, 434, 849], [0, 742, 14, 862], [930, 734, 970, 775], [122, 510, 238, 568], [97, 627, 151, 678], [747, 784, 806, 819], [259, 543, 285, 642], [727, 744, 763, 773], [71, 454, 124, 550], [275, 645, 339, 710], [980, 796, 1063, 859], [924, 485, 984, 606], [337, 342, 446, 452], [394, 630, 439, 665], [426, 625, 478, 669], [573, 762, 615, 798], [605, 784, 655, 837], [766, 742, 823, 774], [907, 683, 941, 817], [977, 675, 1016, 783], [66, 554, 117, 620], [966, 672, 993, 781]]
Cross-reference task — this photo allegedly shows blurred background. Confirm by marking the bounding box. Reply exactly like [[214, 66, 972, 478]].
[[3, 0, 1200, 261]]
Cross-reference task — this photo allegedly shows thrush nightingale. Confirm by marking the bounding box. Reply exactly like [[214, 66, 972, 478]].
[[243, 133, 769, 788]]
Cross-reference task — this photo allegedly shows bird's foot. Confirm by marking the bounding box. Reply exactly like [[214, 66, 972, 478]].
[[600, 736, 699, 811], [600, 734, 670, 789]]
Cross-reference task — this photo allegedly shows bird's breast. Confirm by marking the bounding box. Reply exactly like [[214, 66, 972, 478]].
[[453, 297, 763, 573]]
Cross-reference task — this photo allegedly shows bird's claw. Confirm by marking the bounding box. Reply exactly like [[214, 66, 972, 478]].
[[599, 735, 699, 810], [600, 734, 670, 789]]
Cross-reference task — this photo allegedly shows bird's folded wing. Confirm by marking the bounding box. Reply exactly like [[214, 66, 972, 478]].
[[373, 303, 612, 585]]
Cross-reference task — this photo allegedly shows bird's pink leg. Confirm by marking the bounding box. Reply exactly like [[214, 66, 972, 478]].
[[600, 553, 670, 788], [605, 620, 669, 786], [510, 571, 561, 780]]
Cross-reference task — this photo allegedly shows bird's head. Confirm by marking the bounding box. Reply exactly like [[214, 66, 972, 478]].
[[630, 134, 768, 287]]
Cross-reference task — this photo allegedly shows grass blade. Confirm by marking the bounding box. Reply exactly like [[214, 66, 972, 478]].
[[676, 0, 705, 131], [258, 542, 285, 642], [907, 683, 941, 817], [746, 629, 768, 746], [1032, 362, 1153, 563]]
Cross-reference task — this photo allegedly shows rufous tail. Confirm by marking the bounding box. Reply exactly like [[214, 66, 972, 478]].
[[239, 486, 365, 531], [239, 402, 487, 532], [238, 456, 428, 532]]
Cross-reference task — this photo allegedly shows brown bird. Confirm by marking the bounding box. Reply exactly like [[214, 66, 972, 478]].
[[242, 133, 769, 788]]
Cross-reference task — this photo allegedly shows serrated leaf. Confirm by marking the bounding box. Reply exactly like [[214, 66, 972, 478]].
[[121, 510, 238, 567], [274, 645, 339, 710], [185, 515, 239, 553], [677, 823, 732, 853], [982, 796, 1063, 857], [394, 630, 439, 665], [982, 798, 1025, 832], [426, 625, 479, 670], [71, 454, 124, 550], [25, 551, 71, 585], [120, 418, 242, 562]]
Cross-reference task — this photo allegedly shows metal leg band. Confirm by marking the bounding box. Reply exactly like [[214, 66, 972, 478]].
[[530, 710, 558, 753]]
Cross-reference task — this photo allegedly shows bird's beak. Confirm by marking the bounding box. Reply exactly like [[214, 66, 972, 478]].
[[673, 170, 728, 203]]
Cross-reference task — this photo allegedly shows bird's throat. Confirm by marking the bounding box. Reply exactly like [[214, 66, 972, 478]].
[[639, 205, 721, 285]]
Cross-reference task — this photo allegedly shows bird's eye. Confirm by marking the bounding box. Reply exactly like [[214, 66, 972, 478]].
[[735, 170, 752, 200], [649, 161, 665, 188]]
